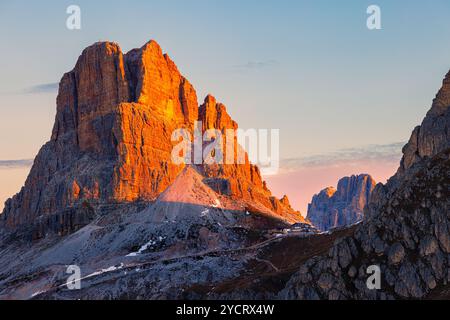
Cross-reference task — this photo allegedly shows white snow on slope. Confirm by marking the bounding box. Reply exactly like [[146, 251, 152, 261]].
[[126, 237, 165, 257], [84, 263, 125, 278]]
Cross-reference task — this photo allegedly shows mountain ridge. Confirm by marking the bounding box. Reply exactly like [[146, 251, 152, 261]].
[[0, 40, 448, 300], [279, 69, 450, 300]]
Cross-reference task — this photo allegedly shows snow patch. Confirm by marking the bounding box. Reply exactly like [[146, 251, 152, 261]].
[[85, 263, 125, 278], [126, 237, 165, 257], [30, 290, 46, 298]]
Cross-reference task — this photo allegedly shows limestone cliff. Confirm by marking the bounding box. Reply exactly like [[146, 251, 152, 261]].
[[307, 175, 376, 231], [1, 40, 303, 233]]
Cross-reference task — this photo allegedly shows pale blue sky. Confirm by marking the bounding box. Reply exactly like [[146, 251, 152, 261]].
[[1, 0, 450, 160]]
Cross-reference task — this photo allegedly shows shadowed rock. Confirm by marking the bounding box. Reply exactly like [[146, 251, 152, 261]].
[[307, 174, 376, 231], [280, 70, 450, 300]]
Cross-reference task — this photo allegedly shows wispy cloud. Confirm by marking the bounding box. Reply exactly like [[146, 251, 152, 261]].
[[233, 60, 279, 70], [279, 142, 405, 173], [0, 159, 33, 168], [0, 82, 59, 96], [24, 82, 58, 94]]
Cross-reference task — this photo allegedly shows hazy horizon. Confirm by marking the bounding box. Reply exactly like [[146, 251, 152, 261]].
[[0, 142, 403, 214], [1, 0, 450, 214]]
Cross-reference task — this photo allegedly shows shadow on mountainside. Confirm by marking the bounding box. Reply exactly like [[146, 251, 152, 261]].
[[0, 198, 309, 299]]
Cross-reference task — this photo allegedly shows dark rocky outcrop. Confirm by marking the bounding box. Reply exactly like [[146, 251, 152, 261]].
[[397, 71, 450, 178], [280, 70, 450, 300]]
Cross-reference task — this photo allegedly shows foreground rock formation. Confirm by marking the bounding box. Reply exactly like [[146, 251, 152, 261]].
[[0, 40, 303, 235], [280, 71, 450, 300], [307, 175, 376, 231]]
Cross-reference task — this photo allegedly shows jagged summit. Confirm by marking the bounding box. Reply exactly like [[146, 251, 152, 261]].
[[307, 174, 376, 231], [396, 70, 450, 178], [1, 40, 304, 233]]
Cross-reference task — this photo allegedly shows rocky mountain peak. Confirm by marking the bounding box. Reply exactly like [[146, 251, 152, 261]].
[[397, 71, 450, 177], [431, 70, 450, 115], [1, 40, 304, 233], [307, 174, 376, 231], [280, 195, 291, 206], [335, 174, 375, 204], [199, 94, 238, 131]]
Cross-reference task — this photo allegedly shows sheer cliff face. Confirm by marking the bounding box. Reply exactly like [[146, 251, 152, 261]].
[[306, 175, 376, 231], [397, 71, 450, 178], [198, 95, 302, 222], [368, 70, 450, 212], [1, 40, 301, 230]]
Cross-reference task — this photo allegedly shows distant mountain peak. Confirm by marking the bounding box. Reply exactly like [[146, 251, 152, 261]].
[[307, 174, 376, 231]]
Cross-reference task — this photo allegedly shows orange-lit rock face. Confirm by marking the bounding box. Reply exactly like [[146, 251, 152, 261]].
[[1, 40, 304, 229], [111, 41, 198, 202], [198, 95, 305, 223], [127, 41, 198, 125], [53, 42, 130, 155], [112, 103, 189, 202]]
